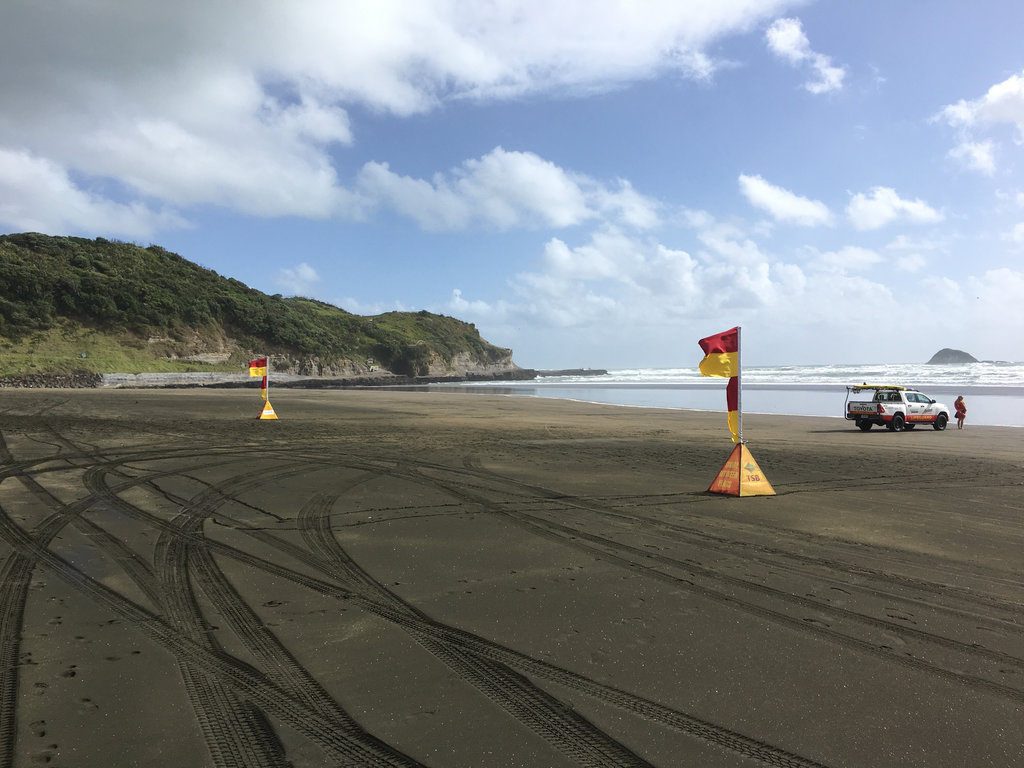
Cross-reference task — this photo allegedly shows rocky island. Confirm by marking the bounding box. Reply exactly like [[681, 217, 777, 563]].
[[927, 348, 979, 364]]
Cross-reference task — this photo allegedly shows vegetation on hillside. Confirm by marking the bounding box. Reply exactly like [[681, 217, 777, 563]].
[[0, 233, 511, 376]]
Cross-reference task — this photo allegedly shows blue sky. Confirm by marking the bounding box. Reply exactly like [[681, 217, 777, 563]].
[[2, 1, 1023, 368]]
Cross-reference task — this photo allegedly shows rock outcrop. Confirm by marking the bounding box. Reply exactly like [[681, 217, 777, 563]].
[[927, 348, 978, 364], [0, 372, 103, 388]]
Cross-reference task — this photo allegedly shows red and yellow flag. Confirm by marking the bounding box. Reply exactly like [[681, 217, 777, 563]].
[[697, 327, 738, 378], [698, 328, 740, 443], [248, 357, 267, 377], [725, 375, 739, 444]]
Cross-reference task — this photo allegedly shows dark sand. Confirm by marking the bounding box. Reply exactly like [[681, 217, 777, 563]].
[[0, 388, 1021, 767]]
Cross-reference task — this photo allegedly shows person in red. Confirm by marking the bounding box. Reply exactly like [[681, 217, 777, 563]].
[[954, 395, 967, 429]]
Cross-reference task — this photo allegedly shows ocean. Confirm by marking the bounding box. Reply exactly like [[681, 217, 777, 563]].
[[428, 363, 1024, 428]]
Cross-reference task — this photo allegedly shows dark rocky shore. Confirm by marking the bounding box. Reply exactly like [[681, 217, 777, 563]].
[[0, 366, 613, 390], [0, 368, 540, 389], [0, 371, 104, 388]]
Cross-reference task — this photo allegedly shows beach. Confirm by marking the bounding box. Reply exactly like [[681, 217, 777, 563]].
[[1, 388, 1022, 767]]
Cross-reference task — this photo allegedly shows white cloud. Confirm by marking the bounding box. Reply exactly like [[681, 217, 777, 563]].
[[356, 149, 591, 231], [738, 174, 833, 226], [356, 147, 659, 232], [0, 0, 799, 234], [451, 219, 797, 335], [895, 253, 926, 272], [275, 262, 322, 297], [449, 288, 498, 317], [593, 181, 661, 230], [356, 162, 474, 232], [541, 232, 641, 282], [336, 296, 411, 316], [443, 208, 1024, 366], [882, 237, 930, 272], [455, 148, 593, 228], [948, 141, 996, 175], [696, 222, 772, 267], [937, 70, 1024, 175], [810, 246, 881, 273], [885, 234, 941, 252], [765, 18, 845, 94], [846, 187, 943, 230], [0, 148, 184, 237], [938, 70, 1024, 139], [957, 268, 1024, 336]]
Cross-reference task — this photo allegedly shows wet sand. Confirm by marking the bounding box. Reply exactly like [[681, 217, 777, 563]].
[[0, 388, 1021, 767]]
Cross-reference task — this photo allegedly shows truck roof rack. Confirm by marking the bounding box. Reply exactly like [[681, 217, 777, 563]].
[[847, 384, 907, 392]]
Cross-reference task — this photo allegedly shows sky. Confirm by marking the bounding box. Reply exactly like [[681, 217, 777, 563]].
[[2, 1, 1024, 368]]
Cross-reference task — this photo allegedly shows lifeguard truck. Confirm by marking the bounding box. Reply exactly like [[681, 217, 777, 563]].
[[844, 385, 950, 432]]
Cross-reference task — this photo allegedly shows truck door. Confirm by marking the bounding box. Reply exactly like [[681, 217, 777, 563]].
[[908, 393, 934, 422], [907, 392, 926, 422], [920, 393, 938, 420]]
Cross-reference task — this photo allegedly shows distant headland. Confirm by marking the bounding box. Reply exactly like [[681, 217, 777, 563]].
[[926, 348, 978, 364], [0, 233, 524, 386]]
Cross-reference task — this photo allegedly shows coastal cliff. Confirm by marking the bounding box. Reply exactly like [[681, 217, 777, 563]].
[[0, 233, 524, 385]]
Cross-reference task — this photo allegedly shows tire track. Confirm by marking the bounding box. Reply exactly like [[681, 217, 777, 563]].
[[391, 462, 1024, 704], [0, 530, 33, 768], [40, 444, 830, 766], [166, 465, 422, 768], [154, 463, 302, 768], [0, 469, 432, 765], [298, 491, 655, 768], [584, 500, 1024, 627], [421, 456, 1024, 623], [577, 492, 1024, 618], [294, 485, 833, 768], [0, 429, 29, 768], [5, 431, 427, 768], [493, 489, 1024, 644], [0, 435, 241, 766]]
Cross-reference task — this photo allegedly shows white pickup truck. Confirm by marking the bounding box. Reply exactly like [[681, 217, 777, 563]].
[[844, 385, 950, 431]]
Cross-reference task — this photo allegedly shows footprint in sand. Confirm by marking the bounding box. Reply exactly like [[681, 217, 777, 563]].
[[30, 744, 58, 764]]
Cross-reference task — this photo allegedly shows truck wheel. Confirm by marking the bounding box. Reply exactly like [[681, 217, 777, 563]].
[[857, 420, 872, 431], [891, 413, 905, 432], [933, 413, 948, 431]]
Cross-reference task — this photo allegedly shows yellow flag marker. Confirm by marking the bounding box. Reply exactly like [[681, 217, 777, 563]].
[[258, 401, 279, 420], [708, 443, 775, 496]]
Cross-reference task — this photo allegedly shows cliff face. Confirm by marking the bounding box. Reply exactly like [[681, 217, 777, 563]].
[[426, 350, 519, 376], [927, 348, 978, 364], [262, 348, 520, 378]]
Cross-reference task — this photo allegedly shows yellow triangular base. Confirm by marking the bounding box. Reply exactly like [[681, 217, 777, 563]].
[[708, 444, 775, 496], [258, 400, 279, 420]]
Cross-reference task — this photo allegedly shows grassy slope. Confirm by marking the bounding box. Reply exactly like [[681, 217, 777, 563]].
[[0, 233, 511, 377]]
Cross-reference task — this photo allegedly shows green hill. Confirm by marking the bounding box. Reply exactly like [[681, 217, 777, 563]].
[[0, 233, 515, 378]]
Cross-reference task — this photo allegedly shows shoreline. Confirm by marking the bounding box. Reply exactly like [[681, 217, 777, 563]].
[[6, 373, 1021, 426], [422, 380, 1024, 428]]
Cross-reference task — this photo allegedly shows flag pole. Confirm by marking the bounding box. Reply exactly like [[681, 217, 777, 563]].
[[737, 326, 743, 444]]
